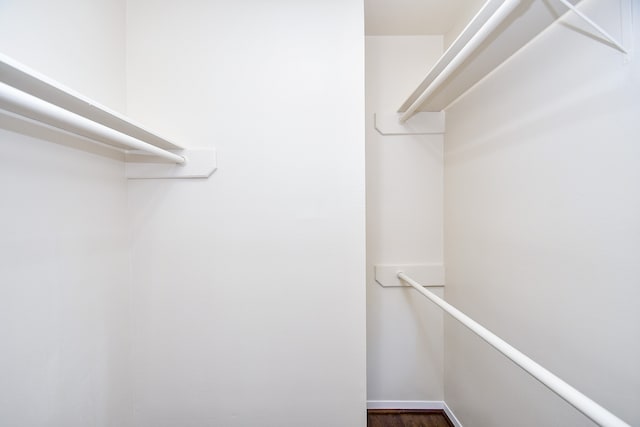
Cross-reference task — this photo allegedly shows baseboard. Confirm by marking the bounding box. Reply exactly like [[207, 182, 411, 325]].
[[366, 401, 463, 427], [367, 400, 444, 410], [443, 402, 464, 427]]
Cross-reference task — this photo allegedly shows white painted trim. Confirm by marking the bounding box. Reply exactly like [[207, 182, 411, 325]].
[[443, 402, 464, 427], [366, 401, 464, 427], [367, 400, 444, 410]]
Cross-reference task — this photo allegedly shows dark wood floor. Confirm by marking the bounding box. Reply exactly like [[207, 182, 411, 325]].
[[368, 409, 454, 427]]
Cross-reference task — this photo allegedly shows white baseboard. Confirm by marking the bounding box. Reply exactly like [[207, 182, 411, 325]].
[[443, 402, 463, 427], [367, 401, 463, 427], [367, 400, 444, 410]]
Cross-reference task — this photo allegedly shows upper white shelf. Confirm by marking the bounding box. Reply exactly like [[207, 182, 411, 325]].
[[0, 52, 217, 178], [399, 0, 587, 114], [0, 52, 181, 151]]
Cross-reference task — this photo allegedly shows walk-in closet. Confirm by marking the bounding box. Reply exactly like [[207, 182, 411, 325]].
[[0, 1, 637, 426]]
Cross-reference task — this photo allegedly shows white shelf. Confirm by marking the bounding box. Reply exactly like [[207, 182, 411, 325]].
[[0, 52, 182, 151], [0, 52, 216, 178], [399, 0, 583, 113]]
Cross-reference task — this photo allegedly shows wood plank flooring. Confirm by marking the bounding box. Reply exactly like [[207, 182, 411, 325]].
[[367, 409, 454, 427]]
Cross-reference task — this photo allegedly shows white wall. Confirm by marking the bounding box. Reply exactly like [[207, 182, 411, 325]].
[[0, 1, 131, 426], [125, 1, 366, 426], [366, 36, 445, 402], [444, 1, 639, 426], [0, 0, 126, 112]]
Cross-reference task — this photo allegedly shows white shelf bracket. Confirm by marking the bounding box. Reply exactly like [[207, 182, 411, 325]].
[[125, 148, 217, 179], [375, 264, 444, 287], [375, 112, 445, 136], [558, 0, 628, 54]]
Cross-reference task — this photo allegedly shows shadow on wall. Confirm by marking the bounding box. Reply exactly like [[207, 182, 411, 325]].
[[444, 71, 629, 165]]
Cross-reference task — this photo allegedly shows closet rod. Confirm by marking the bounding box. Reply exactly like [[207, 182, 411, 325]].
[[399, 0, 521, 123], [397, 271, 631, 427], [0, 81, 185, 164]]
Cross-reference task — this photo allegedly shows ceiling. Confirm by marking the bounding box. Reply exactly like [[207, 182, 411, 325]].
[[364, 0, 482, 36]]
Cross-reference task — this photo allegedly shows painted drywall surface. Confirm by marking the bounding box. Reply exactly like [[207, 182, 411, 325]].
[[0, 131, 131, 427], [125, 1, 366, 426], [443, 1, 639, 426], [0, 0, 126, 112], [366, 36, 445, 402], [0, 1, 131, 426]]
